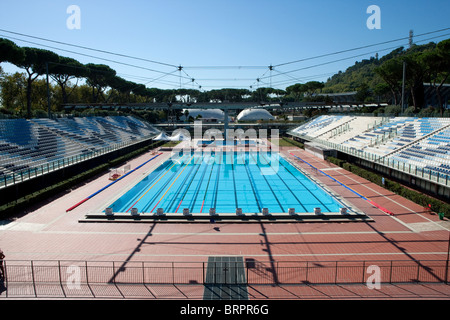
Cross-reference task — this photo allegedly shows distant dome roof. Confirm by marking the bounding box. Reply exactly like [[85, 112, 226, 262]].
[[237, 109, 275, 121], [181, 109, 229, 121]]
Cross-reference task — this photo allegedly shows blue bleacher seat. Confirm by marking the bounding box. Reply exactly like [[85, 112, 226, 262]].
[[0, 116, 160, 182]]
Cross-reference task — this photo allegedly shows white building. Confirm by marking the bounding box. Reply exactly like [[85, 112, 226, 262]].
[[236, 109, 275, 121], [180, 109, 230, 122]]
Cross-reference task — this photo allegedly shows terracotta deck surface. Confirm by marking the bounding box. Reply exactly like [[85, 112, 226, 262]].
[[0, 145, 449, 300]]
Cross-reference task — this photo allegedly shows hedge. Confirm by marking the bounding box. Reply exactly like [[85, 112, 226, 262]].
[[327, 157, 450, 217], [281, 137, 305, 149]]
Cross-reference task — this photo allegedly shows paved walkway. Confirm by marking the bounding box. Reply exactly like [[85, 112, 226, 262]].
[[0, 145, 449, 300], [1, 282, 449, 300]]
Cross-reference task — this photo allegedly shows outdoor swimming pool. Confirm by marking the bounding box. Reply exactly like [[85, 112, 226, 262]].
[[107, 152, 343, 214]]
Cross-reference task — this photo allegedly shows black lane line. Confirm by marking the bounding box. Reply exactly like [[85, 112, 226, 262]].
[[231, 162, 239, 209], [188, 154, 211, 212], [200, 154, 216, 213], [242, 154, 262, 213], [140, 155, 191, 212], [165, 155, 201, 212], [248, 152, 284, 212], [212, 152, 222, 210], [258, 153, 308, 212], [267, 154, 331, 212]]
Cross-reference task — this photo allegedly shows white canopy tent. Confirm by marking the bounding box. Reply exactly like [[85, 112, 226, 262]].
[[170, 132, 190, 141], [154, 132, 171, 141]]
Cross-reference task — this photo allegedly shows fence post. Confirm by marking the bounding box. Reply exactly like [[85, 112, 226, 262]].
[[335, 261, 338, 284], [85, 261, 89, 285], [112, 261, 116, 284], [57, 260, 65, 297], [172, 262, 174, 285], [445, 232, 450, 284], [246, 261, 248, 285], [362, 261, 366, 284], [389, 261, 393, 284], [30, 260, 37, 298], [275, 261, 283, 283], [416, 261, 421, 283], [224, 263, 227, 285], [305, 261, 309, 283], [4, 261, 8, 298]]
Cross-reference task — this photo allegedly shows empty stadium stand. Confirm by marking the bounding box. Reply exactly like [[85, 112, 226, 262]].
[[289, 115, 450, 193], [0, 116, 160, 187]]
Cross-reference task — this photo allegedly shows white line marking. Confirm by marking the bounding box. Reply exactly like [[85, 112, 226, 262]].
[[8, 251, 448, 258]]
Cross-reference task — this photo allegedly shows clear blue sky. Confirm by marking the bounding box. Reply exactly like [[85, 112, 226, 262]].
[[0, 0, 449, 91]]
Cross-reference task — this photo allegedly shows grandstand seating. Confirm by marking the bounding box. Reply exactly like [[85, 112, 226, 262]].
[[291, 115, 355, 139], [390, 125, 450, 169], [0, 116, 160, 183], [289, 115, 450, 181], [343, 117, 415, 153]]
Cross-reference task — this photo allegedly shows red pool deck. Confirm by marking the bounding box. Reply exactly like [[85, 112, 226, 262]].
[[0, 145, 449, 300]]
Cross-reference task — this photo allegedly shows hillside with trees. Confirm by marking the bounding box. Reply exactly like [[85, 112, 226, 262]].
[[322, 39, 450, 115], [0, 37, 449, 119]]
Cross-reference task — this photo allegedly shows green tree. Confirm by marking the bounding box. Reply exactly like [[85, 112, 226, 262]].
[[303, 81, 324, 98], [49, 56, 88, 105], [374, 58, 403, 106], [16, 47, 59, 118], [107, 76, 137, 103], [0, 72, 27, 111], [286, 83, 306, 101], [373, 82, 391, 103], [0, 38, 25, 65], [420, 39, 450, 115], [0, 72, 60, 116], [85, 63, 116, 103], [403, 53, 427, 112], [355, 83, 371, 102]]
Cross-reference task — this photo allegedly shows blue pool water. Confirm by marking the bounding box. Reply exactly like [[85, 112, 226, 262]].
[[108, 152, 343, 214]]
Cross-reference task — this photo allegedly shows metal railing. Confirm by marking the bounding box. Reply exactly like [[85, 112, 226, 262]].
[[1, 259, 448, 289], [289, 131, 450, 187], [0, 135, 158, 189]]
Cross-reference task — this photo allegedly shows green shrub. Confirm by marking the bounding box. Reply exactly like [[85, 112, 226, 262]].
[[281, 137, 304, 149]]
